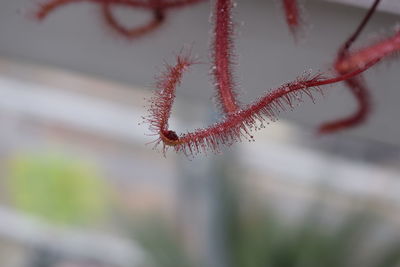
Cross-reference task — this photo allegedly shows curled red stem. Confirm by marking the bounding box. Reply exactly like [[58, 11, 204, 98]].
[[146, 52, 197, 154], [318, 0, 381, 134], [147, 49, 378, 155], [102, 1, 165, 39], [36, 0, 206, 20], [318, 77, 370, 134], [147, 0, 387, 156], [320, 29, 400, 133]]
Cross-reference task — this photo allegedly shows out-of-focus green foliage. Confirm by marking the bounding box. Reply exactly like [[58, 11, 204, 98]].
[[133, 218, 195, 267], [7, 153, 107, 225], [225, 200, 373, 267], [134, 180, 400, 267]]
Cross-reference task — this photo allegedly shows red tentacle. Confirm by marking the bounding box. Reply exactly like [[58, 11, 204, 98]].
[[318, 29, 400, 134], [281, 0, 302, 40], [318, 77, 371, 134], [147, 49, 378, 156], [146, 0, 387, 156], [145, 51, 198, 155], [35, 0, 206, 20], [212, 0, 240, 114], [318, 0, 381, 134], [335, 30, 400, 74], [102, 1, 165, 39], [338, 0, 382, 60]]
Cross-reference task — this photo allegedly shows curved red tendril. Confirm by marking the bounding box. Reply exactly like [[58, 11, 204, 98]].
[[35, 0, 206, 39], [102, 1, 165, 39], [319, 28, 400, 133], [36, 0, 206, 20], [282, 0, 302, 40], [146, 45, 379, 156], [33, 0, 400, 156], [318, 77, 371, 134], [146, 0, 390, 156], [318, 0, 381, 134]]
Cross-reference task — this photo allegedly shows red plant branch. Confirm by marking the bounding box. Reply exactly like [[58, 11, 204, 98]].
[[319, 27, 400, 134], [335, 30, 400, 73], [146, 51, 197, 152], [318, 76, 371, 134], [146, 51, 378, 156], [145, 0, 400, 156], [212, 0, 240, 114], [102, 1, 165, 39], [36, 0, 206, 20], [282, 0, 302, 39], [35, 0, 206, 39], [32, 0, 400, 155], [318, 0, 381, 134], [337, 0, 382, 61]]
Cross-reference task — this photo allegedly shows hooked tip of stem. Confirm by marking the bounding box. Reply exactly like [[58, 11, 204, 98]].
[[160, 130, 181, 146]]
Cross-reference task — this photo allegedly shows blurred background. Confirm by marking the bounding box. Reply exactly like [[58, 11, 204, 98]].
[[1, 0, 400, 266]]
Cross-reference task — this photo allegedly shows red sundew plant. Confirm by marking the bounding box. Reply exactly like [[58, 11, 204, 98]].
[[34, 0, 400, 156], [145, 0, 397, 156], [145, 0, 399, 155], [35, 0, 206, 39]]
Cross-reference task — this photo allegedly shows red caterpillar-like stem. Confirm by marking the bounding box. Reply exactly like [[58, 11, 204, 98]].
[[147, 50, 378, 156], [146, 52, 197, 155], [102, 1, 165, 39], [36, 0, 206, 20], [212, 0, 240, 114]]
